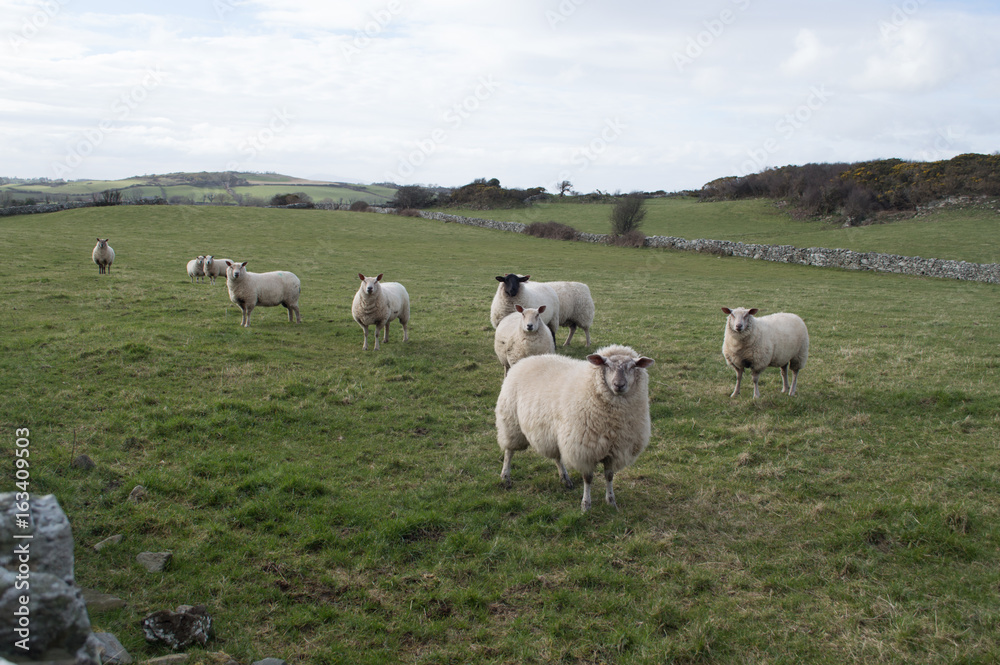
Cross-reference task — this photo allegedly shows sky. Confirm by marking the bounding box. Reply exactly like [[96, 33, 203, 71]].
[[3, 0, 999, 193]]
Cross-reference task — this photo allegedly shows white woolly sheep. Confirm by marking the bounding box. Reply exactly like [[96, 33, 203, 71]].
[[203, 256, 232, 285], [352, 273, 410, 351], [224, 260, 301, 327], [543, 280, 595, 346], [722, 307, 809, 399], [496, 344, 655, 512], [187, 256, 206, 283], [92, 238, 114, 274], [494, 305, 556, 376], [489, 274, 560, 342]]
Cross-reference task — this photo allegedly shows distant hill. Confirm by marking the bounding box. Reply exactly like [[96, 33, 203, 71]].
[[0, 171, 397, 207]]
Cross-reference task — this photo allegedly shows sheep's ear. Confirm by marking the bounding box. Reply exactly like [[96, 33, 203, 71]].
[[722, 307, 732, 315], [515, 305, 524, 313], [537, 305, 545, 313], [586, 354, 606, 366], [748, 308, 758, 315], [225, 261, 233, 267], [358, 273, 365, 281], [636, 357, 655, 369], [495, 275, 505, 282], [241, 262, 248, 268], [519, 275, 530, 282], [376, 273, 383, 281]]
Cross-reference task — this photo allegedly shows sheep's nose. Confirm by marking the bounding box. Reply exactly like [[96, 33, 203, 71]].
[[525, 324, 534, 331]]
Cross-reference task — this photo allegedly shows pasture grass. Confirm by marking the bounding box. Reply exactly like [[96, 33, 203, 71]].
[[2, 204, 999, 664], [439, 197, 1000, 264]]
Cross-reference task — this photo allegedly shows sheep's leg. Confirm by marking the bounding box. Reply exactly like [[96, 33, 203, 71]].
[[556, 460, 573, 489], [500, 450, 514, 488], [401, 320, 409, 343], [731, 367, 743, 397], [752, 370, 762, 399], [383, 321, 390, 342], [242, 305, 253, 327], [373, 325, 382, 350], [360, 324, 370, 350], [563, 324, 576, 346], [788, 368, 799, 396], [780, 364, 790, 393], [581, 473, 593, 512], [605, 468, 618, 510], [584, 327, 591, 347]]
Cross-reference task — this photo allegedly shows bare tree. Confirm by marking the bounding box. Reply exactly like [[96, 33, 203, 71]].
[[609, 192, 647, 235]]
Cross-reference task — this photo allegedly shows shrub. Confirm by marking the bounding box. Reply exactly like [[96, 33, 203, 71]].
[[608, 229, 646, 248], [349, 200, 370, 212], [397, 208, 422, 217], [610, 192, 647, 235], [270, 192, 313, 206], [390, 186, 436, 209], [92, 189, 124, 206], [525, 221, 579, 241]]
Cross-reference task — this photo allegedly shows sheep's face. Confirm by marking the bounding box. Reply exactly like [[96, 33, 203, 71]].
[[723, 307, 759, 334], [96, 238, 109, 249], [227, 261, 248, 281], [515, 304, 545, 333], [497, 273, 530, 297], [588, 352, 655, 396], [359, 273, 384, 296]]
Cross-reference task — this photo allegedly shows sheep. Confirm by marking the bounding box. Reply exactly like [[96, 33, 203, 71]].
[[224, 260, 301, 327], [203, 256, 233, 285], [496, 344, 655, 512], [543, 280, 595, 346], [186, 256, 206, 283], [351, 273, 410, 351], [494, 305, 556, 376], [489, 274, 560, 342], [92, 238, 114, 274], [721, 307, 809, 399]]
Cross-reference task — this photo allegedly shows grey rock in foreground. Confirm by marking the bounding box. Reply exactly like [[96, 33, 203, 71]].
[[92, 631, 133, 664], [0, 493, 99, 664], [136, 551, 172, 573], [141, 605, 213, 650]]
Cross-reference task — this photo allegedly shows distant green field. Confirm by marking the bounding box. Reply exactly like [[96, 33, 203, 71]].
[[3, 205, 998, 664], [0, 173, 396, 206], [435, 197, 1000, 264]]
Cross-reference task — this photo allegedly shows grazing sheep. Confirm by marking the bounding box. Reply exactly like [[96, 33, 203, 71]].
[[186, 256, 206, 283], [490, 274, 560, 342], [351, 273, 410, 351], [494, 305, 556, 376], [92, 238, 114, 274], [203, 256, 232, 285], [224, 260, 301, 327], [496, 344, 655, 512], [543, 280, 595, 346], [722, 307, 809, 399]]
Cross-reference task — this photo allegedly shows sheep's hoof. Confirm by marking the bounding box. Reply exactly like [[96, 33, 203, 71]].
[[580, 501, 591, 513], [500, 476, 512, 489]]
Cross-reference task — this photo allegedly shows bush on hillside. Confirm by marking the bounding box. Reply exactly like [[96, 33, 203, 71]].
[[525, 221, 579, 240], [609, 192, 647, 235]]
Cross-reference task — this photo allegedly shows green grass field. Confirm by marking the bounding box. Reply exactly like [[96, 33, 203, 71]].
[[436, 197, 1000, 264], [3, 203, 999, 664]]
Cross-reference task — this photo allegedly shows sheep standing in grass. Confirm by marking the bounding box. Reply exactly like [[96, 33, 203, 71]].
[[352, 273, 410, 351], [494, 305, 556, 376], [490, 274, 560, 342], [543, 280, 595, 346], [92, 238, 114, 274], [203, 256, 232, 285], [496, 344, 655, 512], [187, 256, 206, 283], [224, 260, 301, 327], [722, 307, 809, 399]]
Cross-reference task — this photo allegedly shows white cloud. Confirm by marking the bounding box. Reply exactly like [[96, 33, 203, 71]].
[[2, 0, 1000, 191]]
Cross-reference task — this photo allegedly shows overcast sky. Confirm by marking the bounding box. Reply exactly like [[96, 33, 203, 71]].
[[3, 0, 999, 193]]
